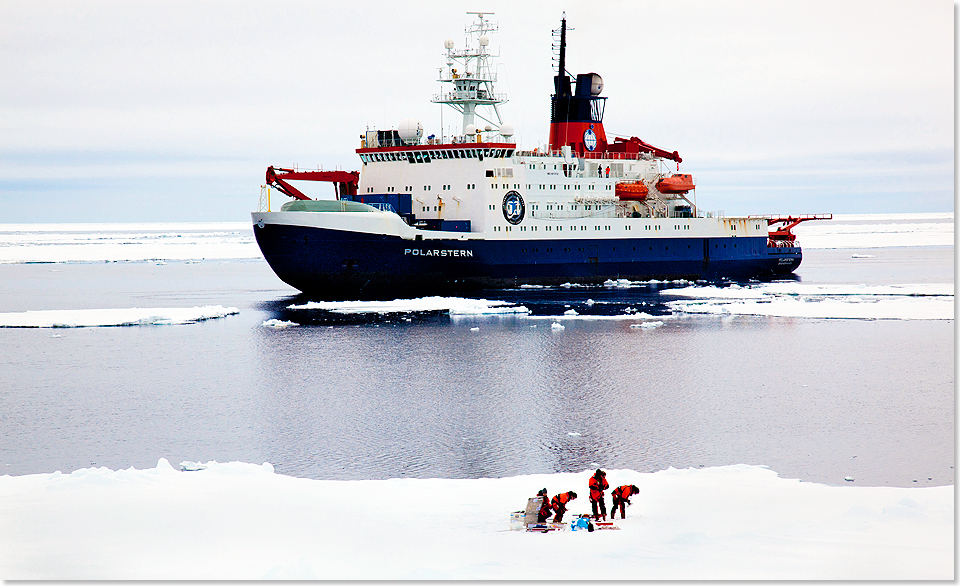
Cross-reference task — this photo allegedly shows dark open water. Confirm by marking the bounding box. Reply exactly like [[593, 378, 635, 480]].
[[0, 246, 953, 487]]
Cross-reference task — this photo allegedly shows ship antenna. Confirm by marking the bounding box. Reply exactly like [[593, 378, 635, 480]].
[[552, 13, 574, 97], [432, 11, 508, 137], [557, 14, 566, 96]]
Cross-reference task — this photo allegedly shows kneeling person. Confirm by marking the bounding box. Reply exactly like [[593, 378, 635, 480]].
[[551, 491, 577, 523], [611, 484, 640, 519]]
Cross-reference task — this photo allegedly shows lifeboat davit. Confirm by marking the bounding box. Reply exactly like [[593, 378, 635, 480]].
[[615, 181, 649, 201], [656, 173, 695, 194]]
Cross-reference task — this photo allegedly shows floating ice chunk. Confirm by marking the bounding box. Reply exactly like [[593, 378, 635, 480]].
[[567, 432, 582, 437], [845, 476, 855, 482], [262, 319, 298, 328], [289, 297, 529, 316], [585, 299, 595, 306], [851, 254, 874, 258], [470, 327, 480, 332], [551, 322, 565, 330], [180, 461, 207, 472], [0, 305, 239, 328], [564, 309, 579, 316], [640, 321, 664, 329]]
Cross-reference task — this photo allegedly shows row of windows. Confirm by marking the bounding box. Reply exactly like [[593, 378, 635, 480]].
[[529, 184, 612, 191], [360, 148, 514, 164], [367, 183, 472, 193]]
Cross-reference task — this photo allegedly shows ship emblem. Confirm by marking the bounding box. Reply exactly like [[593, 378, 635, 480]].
[[584, 128, 597, 152], [502, 190, 525, 225]]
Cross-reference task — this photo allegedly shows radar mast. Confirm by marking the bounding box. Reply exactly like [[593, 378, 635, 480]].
[[432, 12, 508, 138]]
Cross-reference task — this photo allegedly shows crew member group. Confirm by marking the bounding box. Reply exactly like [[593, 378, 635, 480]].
[[535, 468, 640, 524]]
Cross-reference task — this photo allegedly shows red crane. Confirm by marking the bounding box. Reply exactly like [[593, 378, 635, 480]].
[[265, 166, 360, 201], [760, 214, 833, 245]]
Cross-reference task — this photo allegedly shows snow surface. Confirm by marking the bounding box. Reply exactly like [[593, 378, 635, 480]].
[[0, 306, 238, 327], [0, 459, 951, 580]]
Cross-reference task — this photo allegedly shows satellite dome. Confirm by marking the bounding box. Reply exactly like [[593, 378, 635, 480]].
[[478, 35, 489, 47], [397, 117, 423, 145], [444, 38, 455, 50], [499, 123, 514, 137], [465, 124, 476, 136], [484, 124, 492, 132], [589, 73, 604, 96]]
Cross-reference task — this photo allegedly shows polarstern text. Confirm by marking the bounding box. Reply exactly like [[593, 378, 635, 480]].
[[404, 248, 474, 257]]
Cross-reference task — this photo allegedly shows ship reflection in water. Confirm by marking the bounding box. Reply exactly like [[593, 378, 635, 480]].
[[251, 284, 953, 489]]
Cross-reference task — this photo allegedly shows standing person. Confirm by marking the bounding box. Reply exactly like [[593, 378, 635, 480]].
[[536, 488, 552, 523], [551, 491, 577, 523], [611, 484, 640, 519], [588, 469, 609, 521]]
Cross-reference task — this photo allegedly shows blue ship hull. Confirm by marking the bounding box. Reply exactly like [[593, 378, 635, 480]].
[[253, 223, 801, 299]]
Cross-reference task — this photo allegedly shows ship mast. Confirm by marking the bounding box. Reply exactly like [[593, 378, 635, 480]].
[[432, 12, 508, 138]]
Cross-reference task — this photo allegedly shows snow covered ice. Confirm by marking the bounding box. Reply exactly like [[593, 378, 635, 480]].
[[663, 283, 953, 320], [0, 305, 238, 328], [0, 460, 951, 580], [289, 296, 530, 316]]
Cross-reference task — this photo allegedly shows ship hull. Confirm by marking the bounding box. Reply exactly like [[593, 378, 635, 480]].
[[253, 220, 801, 299]]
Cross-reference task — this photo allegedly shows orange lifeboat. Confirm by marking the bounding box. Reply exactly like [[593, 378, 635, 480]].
[[656, 174, 695, 194], [615, 181, 649, 201]]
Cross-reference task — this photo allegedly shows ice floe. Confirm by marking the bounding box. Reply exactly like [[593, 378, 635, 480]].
[[663, 283, 953, 320], [0, 305, 239, 327], [262, 319, 298, 328], [0, 222, 257, 263], [0, 460, 951, 580], [793, 213, 954, 249], [288, 297, 530, 316]]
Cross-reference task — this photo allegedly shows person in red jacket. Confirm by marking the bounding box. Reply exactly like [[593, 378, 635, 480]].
[[588, 469, 609, 521], [550, 491, 577, 522], [536, 488, 551, 523], [611, 484, 640, 519]]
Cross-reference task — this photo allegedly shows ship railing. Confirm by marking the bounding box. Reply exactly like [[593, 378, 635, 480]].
[[367, 202, 397, 214], [432, 90, 508, 103], [514, 149, 656, 162], [767, 239, 800, 248]]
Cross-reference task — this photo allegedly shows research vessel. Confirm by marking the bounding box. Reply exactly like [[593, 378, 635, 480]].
[[252, 13, 827, 298]]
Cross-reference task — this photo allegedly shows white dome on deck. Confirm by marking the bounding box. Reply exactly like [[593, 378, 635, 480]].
[[397, 117, 423, 145]]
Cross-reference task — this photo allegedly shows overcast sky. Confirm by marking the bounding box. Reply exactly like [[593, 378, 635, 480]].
[[0, 0, 953, 223]]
